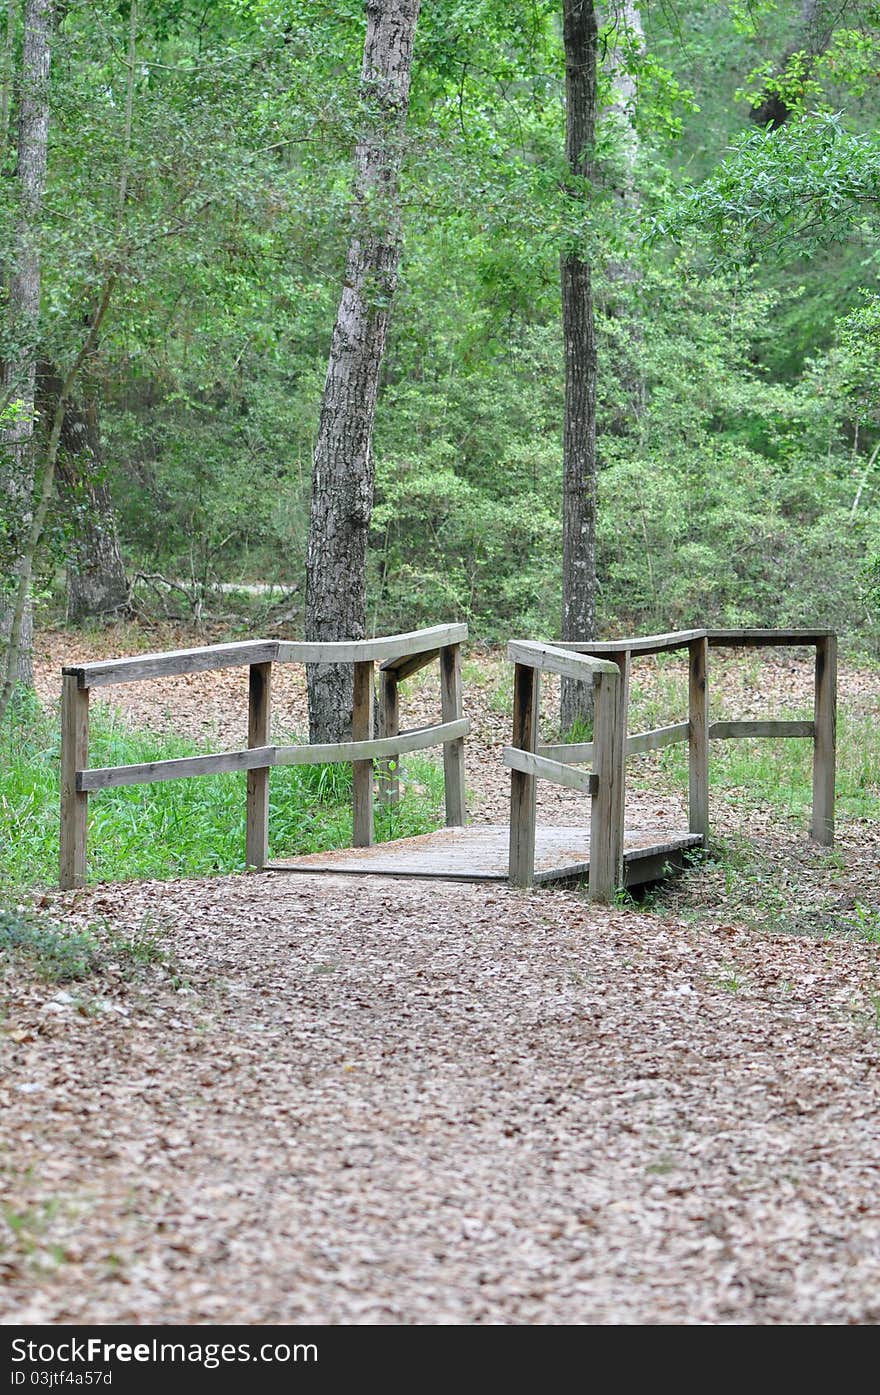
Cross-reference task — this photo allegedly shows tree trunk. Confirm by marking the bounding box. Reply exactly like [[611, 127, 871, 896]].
[[305, 0, 420, 743], [750, 0, 834, 127], [36, 363, 129, 622], [560, 0, 599, 735], [0, 0, 51, 693]]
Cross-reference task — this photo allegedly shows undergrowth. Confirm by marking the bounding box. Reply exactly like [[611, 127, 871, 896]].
[[1, 691, 445, 888], [0, 905, 172, 984]]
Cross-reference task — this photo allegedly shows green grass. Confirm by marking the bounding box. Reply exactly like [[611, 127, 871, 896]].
[[0, 908, 102, 981], [1, 691, 445, 889], [643, 712, 878, 822], [625, 668, 878, 822], [0, 905, 171, 983]]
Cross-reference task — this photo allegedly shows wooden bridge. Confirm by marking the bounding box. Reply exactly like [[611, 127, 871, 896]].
[[59, 624, 837, 900]]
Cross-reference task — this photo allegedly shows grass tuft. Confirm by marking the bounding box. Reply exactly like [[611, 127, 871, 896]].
[[1, 692, 445, 889]]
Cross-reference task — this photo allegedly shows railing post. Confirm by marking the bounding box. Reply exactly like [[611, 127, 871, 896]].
[[377, 669, 399, 810], [440, 642, 466, 826], [811, 633, 837, 845], [590, 668, 622, 902], [60, 675, 89, 890], [246, 661, 272, 868], [688, 635, 710, 843], [508, 662, 540, 888], [352, 660, 375, 847], [609, 650, 630, 865]]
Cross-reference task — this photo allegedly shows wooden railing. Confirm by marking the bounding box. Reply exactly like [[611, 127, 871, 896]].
[[505, 627, 837, 901], [59, 624, 469, 889], [503, 642, 623, 901]]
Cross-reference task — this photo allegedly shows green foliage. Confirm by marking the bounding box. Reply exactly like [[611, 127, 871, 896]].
[[660, 114, 880, 264], [0, 909, 101, 983], [2, 0, 878, 658], [0, 692, 444, 889]]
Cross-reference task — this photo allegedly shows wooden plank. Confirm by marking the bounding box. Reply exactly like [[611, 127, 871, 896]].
[[507, 639, 618, 682], [610, 651, 630, 868], [63, 640, 278, 689], [60, 676, 90, 889], [379, 648, 439, 680], [275, 718, 470, 766], [270, 824, 701, 885], [708, 628, 834, 647], [352, 660, 374, 848], [376, 669, 400, 809], [589, 667, 622, 902], [440, 643, 466, 827], [65, 625, 468, 689], [276, 623, 467, 668], [539, 741, 594, 763], [564, 628, 707, 657], [78, 745, 276, 792], [246, 662, 272, 869], [503, 746, 598, 795], [688, 636, 710, 842], [709, 720, 815, 740], [508, 663, 540, 888], [626, 722, 690, 755], [811, 634, 837, 846]]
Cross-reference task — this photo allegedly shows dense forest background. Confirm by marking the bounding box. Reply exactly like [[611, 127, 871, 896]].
[[3, 0, 880, 653]]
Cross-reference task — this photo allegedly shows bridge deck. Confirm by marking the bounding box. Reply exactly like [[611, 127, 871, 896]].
[[267, 824, 702, 886]]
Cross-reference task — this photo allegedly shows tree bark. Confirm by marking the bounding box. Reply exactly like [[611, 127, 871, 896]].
[[36, 363, 129, 622], [304, 0, 421, 744], [560, 0, 599, 735], [0, 0, 51, 693]]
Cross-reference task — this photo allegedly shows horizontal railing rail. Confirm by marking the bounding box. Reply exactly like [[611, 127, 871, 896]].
[[60, 624, 469, 889], [61, 624, 468, 689], [503, 641, 622, 902], [552, 627, 837, 890]]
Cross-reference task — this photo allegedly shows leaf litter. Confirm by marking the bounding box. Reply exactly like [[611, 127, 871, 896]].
[[0, 628, 875, 1324]]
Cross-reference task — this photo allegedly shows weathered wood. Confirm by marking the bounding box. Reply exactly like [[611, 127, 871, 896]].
[[589, 667, 622, 902], [708, 628, 835, 647], [269, 824, 701, 886], [609, 650, 630, 873], [503, 746, 598, 795], [688, 636, 710, 842], [564, 628, 707, 656], [275, 718, 470, 766], [709, 719, 815, 740], [508, 663, 541, 888], [246, 662, 272, 868], [376, 669, 400, 809], [78, 745, 276, 792], [279, 623, 467, 669], [60, 675, 89, 889], [538, 741, 594, 763], [440, 643, 466, 826], [379, 648, 438, 680], [811, 633, 837, 845], [63, 640, 279, 689], [507, 639, 618, 682], [63, 624, 469, 689], [351, 660, 374, 848], [626, 722, 690, 755]]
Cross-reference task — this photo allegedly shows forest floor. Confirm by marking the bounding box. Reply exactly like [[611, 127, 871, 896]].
[[1, 623, 879, 1324]]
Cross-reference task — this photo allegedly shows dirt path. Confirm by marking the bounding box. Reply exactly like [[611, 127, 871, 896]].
[[3, 627, 877, 1324], [3, 871, 880, 1325]]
